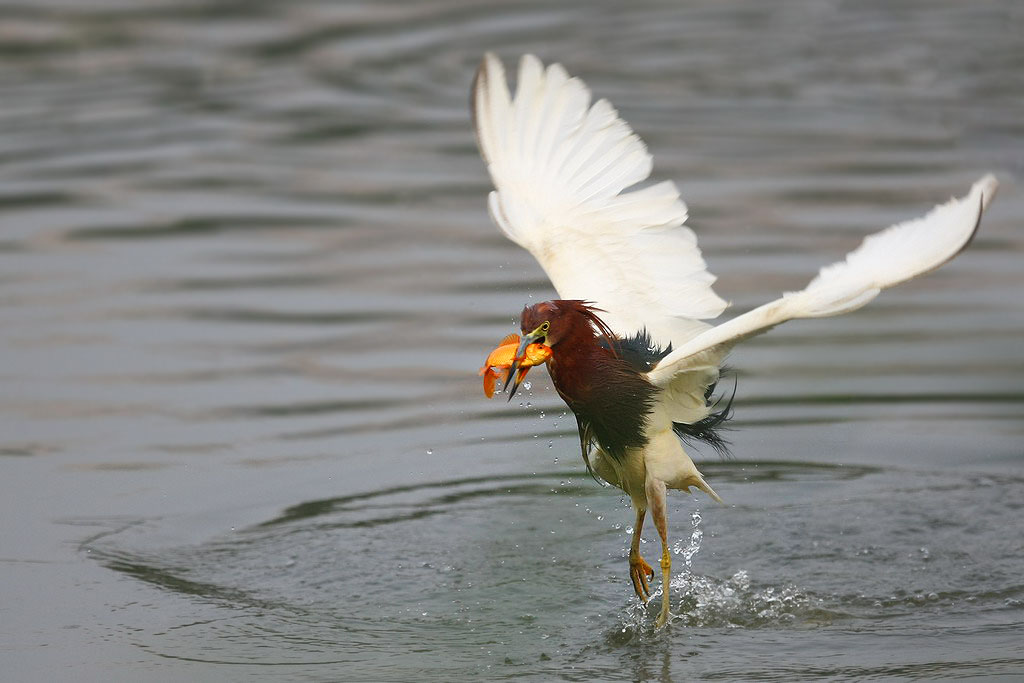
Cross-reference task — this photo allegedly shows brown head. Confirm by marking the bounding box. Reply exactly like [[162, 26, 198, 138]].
[[506, 300, 617, 399]]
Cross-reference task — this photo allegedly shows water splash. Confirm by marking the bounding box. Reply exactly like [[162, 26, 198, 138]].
[[672, 511, 703, 569], [619, 511, 827, 632], [620, 570, 822, 632]]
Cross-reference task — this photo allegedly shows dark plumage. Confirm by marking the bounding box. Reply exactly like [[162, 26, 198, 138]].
[[672, 380, 735, 458], [607, 327, 735, 458], [520, 302, 734, 470], [522, 301, 658, 464]]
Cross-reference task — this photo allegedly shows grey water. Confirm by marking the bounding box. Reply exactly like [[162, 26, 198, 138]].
[[1, 0, 1023, 680]]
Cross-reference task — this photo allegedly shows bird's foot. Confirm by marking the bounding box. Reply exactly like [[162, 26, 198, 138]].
[[629, 553, 655, 601]]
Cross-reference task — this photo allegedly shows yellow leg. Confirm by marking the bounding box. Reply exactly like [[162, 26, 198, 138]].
[[658, 541, 671, 627], [647, 476, 672, 628], [629, 507, 654, 601]]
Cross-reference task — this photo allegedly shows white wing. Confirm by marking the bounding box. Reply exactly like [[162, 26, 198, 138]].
[[646, 174, 999, 387], [473, 53, 726, 348]]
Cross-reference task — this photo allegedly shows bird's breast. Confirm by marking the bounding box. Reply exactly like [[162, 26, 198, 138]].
[[546, 351, 660, 460]]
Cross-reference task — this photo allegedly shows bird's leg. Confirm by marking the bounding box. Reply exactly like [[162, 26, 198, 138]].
[[629, 507, 654, 601], [646, 476, 672, 628]]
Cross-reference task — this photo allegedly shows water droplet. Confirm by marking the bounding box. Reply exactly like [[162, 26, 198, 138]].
[[548, 441, 554, 449], [671, 511, 704, 568], [539, 411, 545, 419], [525, 400, 532, 407], [426, 449, 433, 455]]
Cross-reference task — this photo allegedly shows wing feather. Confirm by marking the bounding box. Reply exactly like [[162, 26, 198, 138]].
[[647, 174, 999, 387], [472, 53, 726, 348]]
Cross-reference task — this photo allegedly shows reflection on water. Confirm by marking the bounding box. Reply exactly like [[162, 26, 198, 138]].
[[1, 0, 1022, 680]]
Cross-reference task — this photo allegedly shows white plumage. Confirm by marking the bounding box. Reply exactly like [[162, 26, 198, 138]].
[[474, 53, 726, 349], [472, 52, 998, 627], [648, 174, 997, 385]]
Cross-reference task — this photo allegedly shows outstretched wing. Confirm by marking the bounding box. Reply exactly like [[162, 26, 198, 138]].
[[646, 174, 999, 387], [472, 53, 727, 348]]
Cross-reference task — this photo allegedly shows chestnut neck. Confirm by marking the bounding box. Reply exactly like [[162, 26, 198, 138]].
[[547, 312, 615, 392]]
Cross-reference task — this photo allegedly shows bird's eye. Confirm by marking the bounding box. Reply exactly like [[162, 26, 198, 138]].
[[540, 321, 550, 333]]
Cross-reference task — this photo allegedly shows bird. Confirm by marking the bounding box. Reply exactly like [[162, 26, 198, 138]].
[[470, 52, 998, 628]]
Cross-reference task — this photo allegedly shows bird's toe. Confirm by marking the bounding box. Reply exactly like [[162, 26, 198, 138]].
[[629, 555, 655, 600]]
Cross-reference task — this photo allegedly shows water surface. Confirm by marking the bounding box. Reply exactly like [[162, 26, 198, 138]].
[[1, 1, 1022, 680]]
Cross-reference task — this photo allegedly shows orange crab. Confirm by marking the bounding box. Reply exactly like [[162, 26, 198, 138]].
[[478, 333, 552, 398]]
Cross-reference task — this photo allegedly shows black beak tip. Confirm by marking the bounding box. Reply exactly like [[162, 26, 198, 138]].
[[506, 374, 520, 402], [503, 364, 519, 401]]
